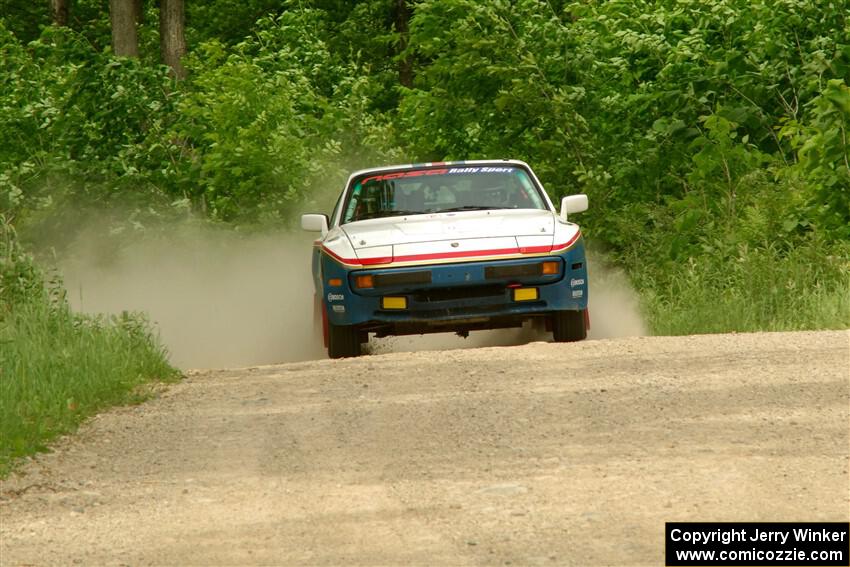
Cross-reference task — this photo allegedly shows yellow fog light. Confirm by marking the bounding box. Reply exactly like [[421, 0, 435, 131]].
[[382, 296, 407, 310], [513, 287, 538, 301], [541, 261, 560, 275]]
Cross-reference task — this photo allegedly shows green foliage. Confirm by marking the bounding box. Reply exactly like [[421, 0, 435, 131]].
[[0, 215, 42, 307], [168, 10, 341, 220], [1, 6, 404, 225], [796, 79, 850, 237], [187, 0, 283, 45], [561, 0, 850, 242], [400, 0, 591, 176], [0, 22, 179, 225], [0, 0, 48, 43], [0, 217, 179, 476], [638, 238, 850, 335], [166, 8, 399, 221]]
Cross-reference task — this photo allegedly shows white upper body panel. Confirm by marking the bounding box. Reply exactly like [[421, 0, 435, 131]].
[[318, 160, 583, 266], [342, 209, 556, 250]]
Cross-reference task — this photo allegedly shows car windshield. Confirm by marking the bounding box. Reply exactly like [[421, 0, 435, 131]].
[[341, 166, 548, 224]]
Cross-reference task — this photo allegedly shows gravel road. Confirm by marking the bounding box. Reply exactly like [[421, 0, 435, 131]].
[[1, 331, 848, 566]]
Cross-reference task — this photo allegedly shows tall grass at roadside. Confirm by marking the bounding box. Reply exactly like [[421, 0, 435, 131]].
[[0, 219, 178, 477], [635, 240, 850, 336]]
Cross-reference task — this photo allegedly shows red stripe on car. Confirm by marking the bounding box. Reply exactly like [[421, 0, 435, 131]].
[[321, 232, 580, 266]]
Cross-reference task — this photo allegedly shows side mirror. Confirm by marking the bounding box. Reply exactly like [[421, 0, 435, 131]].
[[301, 213, 329, 235], [560, 194, 588, 222]]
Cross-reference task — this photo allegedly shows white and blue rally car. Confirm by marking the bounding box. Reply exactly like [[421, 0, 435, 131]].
[[302, 159, 589, 358]]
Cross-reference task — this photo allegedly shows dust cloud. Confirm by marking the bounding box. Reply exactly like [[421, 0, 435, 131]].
[[59, 226, 646, 369], [585, 252, 649, 339], [60, 225, 326, 370]]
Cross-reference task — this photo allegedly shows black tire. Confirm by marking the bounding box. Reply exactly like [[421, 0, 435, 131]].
[[327, 322, 362, 359], [552, 309, 587, 342]]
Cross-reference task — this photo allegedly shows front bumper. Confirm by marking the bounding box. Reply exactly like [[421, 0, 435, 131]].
[[319, 244, 588, 331]]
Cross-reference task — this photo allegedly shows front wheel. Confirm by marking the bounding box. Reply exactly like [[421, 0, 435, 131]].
[[327, 322, 362, 359], [552, 309, 587, 342]]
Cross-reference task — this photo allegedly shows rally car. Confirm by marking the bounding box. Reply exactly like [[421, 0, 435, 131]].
[[302, 160, 589, 358]]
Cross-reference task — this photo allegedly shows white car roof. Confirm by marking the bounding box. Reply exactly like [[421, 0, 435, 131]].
[[345, 159, 533, 183]]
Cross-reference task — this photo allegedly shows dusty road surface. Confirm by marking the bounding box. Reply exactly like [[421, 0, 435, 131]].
[[1, 331, 848, 566]]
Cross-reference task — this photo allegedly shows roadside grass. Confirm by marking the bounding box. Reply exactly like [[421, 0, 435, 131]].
[[636, 241, 850, 336], [0, 298, 179, 477], [1, 219, 179, 478]]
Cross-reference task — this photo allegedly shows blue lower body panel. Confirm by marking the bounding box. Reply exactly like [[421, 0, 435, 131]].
[[316, 244, 588, 335]]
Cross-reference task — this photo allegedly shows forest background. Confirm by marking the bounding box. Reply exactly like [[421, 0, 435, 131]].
[[1, 0, 848, 471]]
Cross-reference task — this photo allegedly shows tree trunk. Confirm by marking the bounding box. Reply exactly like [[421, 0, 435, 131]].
[[109, 0, 140, 57], [394, 0, 413, 88], [134, 0, 144, 25], [50, 0, 69, 26], [160, 0, 187, 79]]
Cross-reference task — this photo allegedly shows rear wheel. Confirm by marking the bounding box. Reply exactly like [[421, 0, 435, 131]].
[[327, 322, 362, 358], [552, 309, 587, 342]]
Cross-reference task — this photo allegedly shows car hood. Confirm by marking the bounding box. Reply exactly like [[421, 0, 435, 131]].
[[341, 209, 557, 263]]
